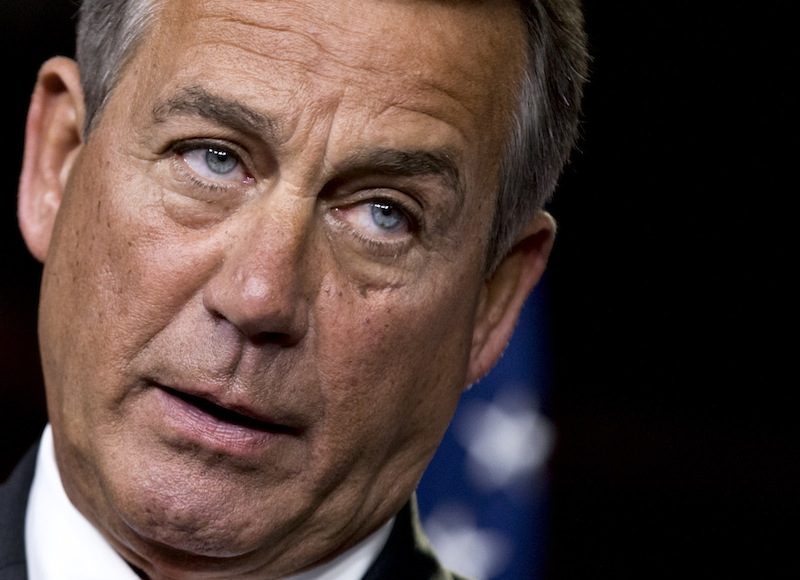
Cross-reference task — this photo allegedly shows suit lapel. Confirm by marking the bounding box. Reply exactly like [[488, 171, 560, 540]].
[[0, 442, 38, 580], [362, 495, 467, 580]]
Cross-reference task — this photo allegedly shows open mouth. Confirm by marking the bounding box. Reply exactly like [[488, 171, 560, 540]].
[[160, 385, 297, 435]]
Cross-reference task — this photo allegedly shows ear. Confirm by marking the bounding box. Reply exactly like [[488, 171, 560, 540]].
[[465, 210, 557, 386], [17, 57, 85, 262]]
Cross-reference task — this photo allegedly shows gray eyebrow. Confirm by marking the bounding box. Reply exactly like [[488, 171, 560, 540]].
[[335, 148, 465, 200], [152, 85, 278, 138]]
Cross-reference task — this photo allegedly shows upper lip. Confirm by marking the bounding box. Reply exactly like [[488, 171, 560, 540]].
[[156, 381, 303, 435]]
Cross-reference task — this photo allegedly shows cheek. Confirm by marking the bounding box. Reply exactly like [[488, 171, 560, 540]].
[[314, 279, 479, 453], [38, 168, 205, 411]]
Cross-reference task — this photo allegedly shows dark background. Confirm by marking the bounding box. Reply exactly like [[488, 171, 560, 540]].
[[1, 1, 796, 578]]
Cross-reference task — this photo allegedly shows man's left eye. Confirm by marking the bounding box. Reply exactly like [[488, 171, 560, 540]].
[[369, 202, 406, 232], [335, 199, 414, 241], [181, 146, 251, 183]]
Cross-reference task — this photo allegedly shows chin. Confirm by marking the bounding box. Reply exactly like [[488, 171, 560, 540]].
[[108, 485, 325, 580], [100, 460, 283, 561]]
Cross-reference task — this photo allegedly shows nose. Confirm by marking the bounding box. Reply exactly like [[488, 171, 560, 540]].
[[202, 199, 315, 345]]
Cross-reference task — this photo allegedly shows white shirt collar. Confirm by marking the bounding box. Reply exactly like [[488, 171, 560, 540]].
[[25, 424, 394, 580]]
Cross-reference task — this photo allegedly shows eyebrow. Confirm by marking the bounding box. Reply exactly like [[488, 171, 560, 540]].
[[334, 148, 465, 201], [152, 85, 279, 138]]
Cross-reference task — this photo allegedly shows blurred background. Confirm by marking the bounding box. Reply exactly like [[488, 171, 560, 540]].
[[1, 1, 796, 578]]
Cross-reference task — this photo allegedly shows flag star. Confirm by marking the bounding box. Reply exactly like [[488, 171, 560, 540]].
[[422, 504, 513, 580], [454, 385, 554, 493]]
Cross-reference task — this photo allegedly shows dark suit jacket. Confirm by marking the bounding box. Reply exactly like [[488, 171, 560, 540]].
[[0, 443, 467, 580]]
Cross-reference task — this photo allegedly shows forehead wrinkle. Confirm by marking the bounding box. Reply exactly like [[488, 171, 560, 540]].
[[187, 8, 353, 85], [187, 2, 491, 109], [152, 85, 279, 140]]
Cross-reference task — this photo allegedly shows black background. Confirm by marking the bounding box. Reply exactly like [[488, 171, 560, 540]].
[[1, 1, 796, 578]]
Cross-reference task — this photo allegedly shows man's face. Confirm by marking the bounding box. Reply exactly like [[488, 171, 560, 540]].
[[30, 0, 529, 575]]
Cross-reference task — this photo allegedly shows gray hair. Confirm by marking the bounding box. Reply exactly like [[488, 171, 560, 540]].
[[76, 0, 163, 136], [75, 0, 589, 270], [491, 1, 588, 271]]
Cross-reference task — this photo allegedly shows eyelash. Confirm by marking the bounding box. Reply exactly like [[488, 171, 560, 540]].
[[171, 139, 253, 191], [332, 197, 424, 258], [375, 197, 421, 229]]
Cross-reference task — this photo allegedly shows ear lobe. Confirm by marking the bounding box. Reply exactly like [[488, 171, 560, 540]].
[[17, 57, 85, 262], [466, 210, 556, 386]]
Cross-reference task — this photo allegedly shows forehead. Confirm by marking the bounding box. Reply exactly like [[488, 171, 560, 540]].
[[125, 0, 526, 186], [149, 0, 526, 88]]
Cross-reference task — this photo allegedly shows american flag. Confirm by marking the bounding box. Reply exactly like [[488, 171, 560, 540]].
[[417, 283, 554, 580]]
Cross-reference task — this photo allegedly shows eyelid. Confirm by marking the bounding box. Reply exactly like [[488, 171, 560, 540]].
[[327, 209, 415, 260], [336, 187, 424, 230], [325, 191, 424, 262], [173, 139, 256, 185], [370, 193, 420, 231], [172, 138, 250, 167]]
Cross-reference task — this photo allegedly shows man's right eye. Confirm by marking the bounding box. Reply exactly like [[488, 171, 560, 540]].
[[180, 145, 253, 184]]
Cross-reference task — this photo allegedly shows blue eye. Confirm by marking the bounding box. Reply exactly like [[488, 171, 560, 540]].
[[180, 144, 251, 184], [371, 202, 404, 231], [205, 148, 238, 175], [333, 197, 414, 244]]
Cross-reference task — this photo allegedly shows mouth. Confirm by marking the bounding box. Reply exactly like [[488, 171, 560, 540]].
[[160, 385, 297, 435], [151, 382, 302, 455]]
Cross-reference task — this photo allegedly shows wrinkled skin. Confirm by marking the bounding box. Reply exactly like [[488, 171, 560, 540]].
[[17, 0, 554, 577]]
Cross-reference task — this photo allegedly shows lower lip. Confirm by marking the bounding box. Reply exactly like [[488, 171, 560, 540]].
[[152, 387, 286, 456]]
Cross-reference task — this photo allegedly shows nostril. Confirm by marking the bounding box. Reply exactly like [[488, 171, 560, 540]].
[[250, 330, 298, 347], [207, 308, 300, 347]]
